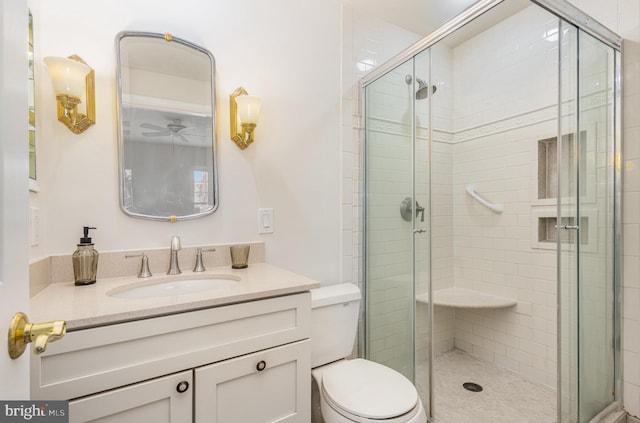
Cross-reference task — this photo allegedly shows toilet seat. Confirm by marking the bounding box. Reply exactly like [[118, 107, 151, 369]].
[[321, 359, 419, 421]]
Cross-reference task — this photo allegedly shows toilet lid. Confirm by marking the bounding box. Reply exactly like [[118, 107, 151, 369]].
[[322, 359, 418, 419]]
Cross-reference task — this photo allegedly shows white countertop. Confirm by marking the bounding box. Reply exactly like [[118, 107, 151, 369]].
[[30, 263, 320, 330]]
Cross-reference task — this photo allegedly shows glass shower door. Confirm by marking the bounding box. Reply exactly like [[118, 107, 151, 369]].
[[558, 22, 619, 423], [364, 59, 416, 382], [364, 53, 433, 416], [413, 48, 432, 419]]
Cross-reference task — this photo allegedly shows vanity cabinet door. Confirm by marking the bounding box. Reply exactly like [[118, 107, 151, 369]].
[[68, 370, 192, 423], [195, 339, 310, 423]]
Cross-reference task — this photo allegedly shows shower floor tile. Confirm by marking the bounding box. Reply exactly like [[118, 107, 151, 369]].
[[420, 349, 557, 423]]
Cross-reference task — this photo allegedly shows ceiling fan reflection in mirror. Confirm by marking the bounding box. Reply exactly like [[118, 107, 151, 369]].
[[140, 118, 196, 144]]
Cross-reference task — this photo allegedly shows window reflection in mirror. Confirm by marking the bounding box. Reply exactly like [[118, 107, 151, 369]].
[[116, 32, 218, 221], [28, 10, 36, 180]]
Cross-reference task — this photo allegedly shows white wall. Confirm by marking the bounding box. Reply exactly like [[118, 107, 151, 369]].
[[28, 0, 342, 284]]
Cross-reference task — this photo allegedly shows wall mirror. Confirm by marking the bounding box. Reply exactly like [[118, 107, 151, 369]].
[[116, 31, 218, 221]]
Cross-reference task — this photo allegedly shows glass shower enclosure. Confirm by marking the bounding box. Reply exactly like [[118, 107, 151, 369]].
[[362, 0, 621, 422]]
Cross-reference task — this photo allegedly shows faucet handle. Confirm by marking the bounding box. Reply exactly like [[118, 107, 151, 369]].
[[193, 248, 216, 272], [171, 236, 182, 251], [125, 252, 153, 278]]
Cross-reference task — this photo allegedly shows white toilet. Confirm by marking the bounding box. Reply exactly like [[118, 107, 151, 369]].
[[311, 283, 427, 423]]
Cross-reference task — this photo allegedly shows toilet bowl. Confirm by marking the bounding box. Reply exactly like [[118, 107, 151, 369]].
[[311, 284, 427, 423]]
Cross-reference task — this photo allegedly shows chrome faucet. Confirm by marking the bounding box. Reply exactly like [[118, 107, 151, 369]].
[[167, 236, 182, 275]]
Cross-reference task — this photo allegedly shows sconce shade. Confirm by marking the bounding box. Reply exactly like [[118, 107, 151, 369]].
[[43, 56, 90, 99], [230, 87, 261, 150], [43, 55, 96, 134], [235, 95, 262, 125]]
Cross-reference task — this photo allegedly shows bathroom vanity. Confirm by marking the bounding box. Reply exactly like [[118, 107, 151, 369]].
[[29, 263, 319, 422]]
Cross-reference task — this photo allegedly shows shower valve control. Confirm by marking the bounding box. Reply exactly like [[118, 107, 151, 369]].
[[414, 228, 427, 234], [400, 197, 425, 223]]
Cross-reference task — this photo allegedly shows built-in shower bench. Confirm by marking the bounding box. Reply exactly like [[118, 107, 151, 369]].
[[416, 287, 517, 309]]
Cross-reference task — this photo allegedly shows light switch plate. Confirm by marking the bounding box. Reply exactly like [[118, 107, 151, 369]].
[[258, 208, 274, 234]]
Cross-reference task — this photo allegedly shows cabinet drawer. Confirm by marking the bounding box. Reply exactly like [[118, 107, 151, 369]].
[[195, 340, 310, 423], [32, 292, 310, 400]]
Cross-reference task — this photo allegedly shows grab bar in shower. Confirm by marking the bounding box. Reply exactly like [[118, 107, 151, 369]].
[[465, 185, 503, 214]]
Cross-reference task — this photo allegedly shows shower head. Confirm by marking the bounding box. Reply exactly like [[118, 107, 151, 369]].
[[416, 78, 437, 99], [405, 75, 437, 100]]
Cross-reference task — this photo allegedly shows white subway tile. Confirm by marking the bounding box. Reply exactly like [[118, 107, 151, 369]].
[[623, 382, 640, 418], [624, 350, 640, 386]]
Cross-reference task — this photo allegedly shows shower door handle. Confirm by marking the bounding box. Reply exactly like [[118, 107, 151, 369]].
[[416, 204, 425, 222], [556, 225, 580, 230]]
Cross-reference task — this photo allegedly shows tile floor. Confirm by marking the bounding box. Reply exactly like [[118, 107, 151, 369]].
[[417, 349, 557, 423]]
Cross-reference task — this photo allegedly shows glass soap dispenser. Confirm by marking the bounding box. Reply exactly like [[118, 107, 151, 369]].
[[72, 226, 99, 286]]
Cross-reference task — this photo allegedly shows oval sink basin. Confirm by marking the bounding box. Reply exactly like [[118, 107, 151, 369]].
[[107, 274, 241, 299]]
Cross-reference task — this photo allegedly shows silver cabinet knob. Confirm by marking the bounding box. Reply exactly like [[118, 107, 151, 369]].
[[176, 381, 189, 393]]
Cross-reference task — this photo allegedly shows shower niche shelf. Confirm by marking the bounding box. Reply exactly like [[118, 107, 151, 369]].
[[416, 287, 516, 309], [534, 131, 592, 207]]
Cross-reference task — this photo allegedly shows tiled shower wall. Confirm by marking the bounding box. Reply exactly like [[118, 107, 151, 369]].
[[340, 4, 421, 290], [448, 5, 560, 389], [622, 40, 640, 418], [429, 43, 456, 357], [450, 123, 559, 388]]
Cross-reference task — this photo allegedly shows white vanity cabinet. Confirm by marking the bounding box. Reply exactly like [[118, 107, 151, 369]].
[[31, 292, 311, 423]]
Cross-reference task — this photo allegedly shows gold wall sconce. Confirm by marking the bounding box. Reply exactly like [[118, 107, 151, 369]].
[[230, 87, 262, 150], [43, 55, 96, 134]]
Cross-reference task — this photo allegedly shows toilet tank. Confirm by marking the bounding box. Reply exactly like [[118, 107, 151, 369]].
[[310, 283, 361, 368]]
